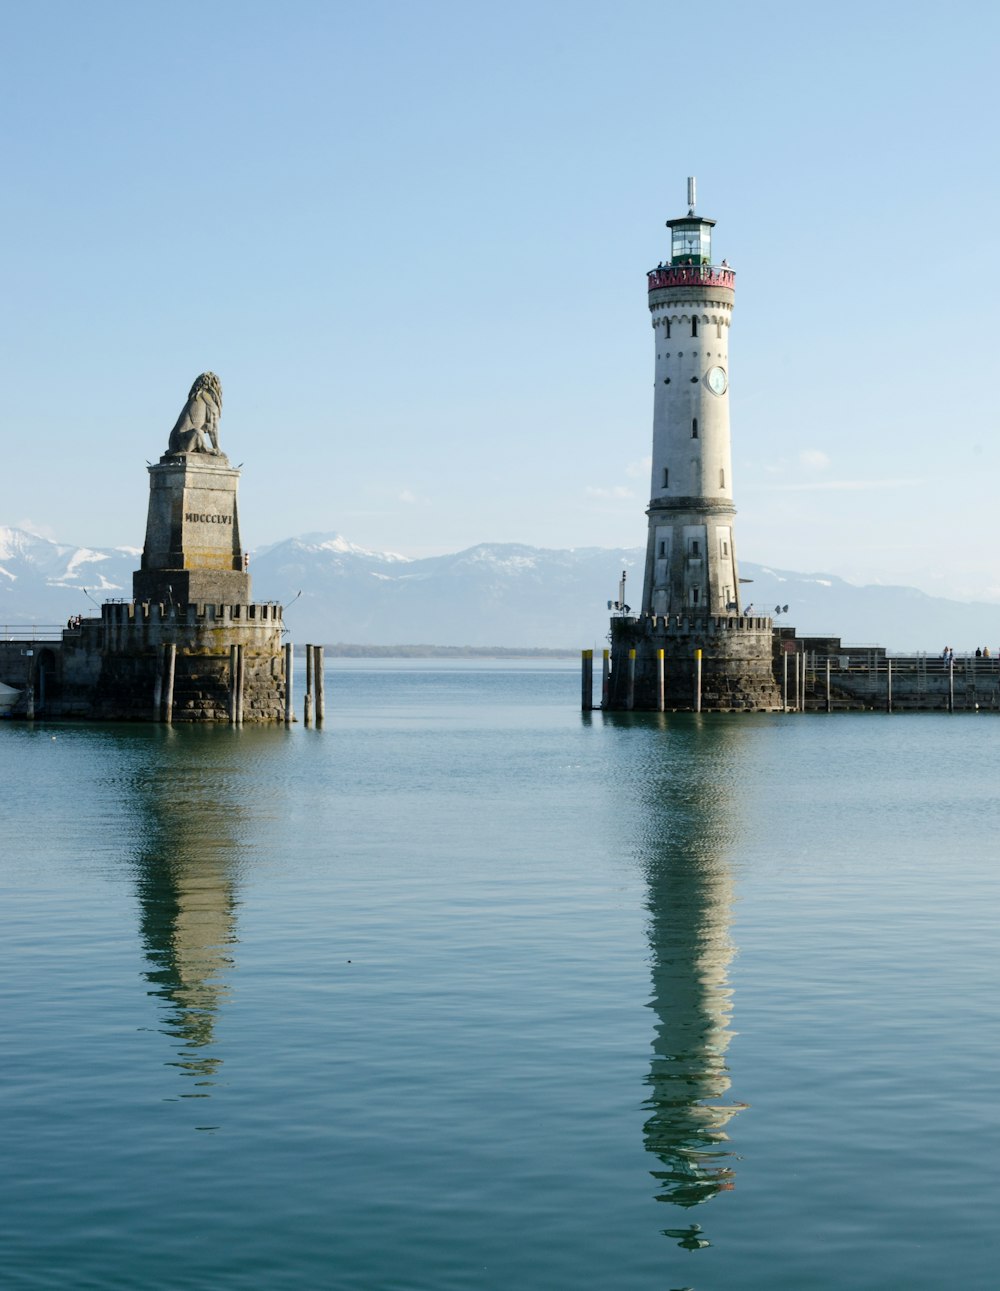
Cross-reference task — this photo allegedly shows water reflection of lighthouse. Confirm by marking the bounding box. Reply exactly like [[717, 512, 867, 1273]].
[[632, 717, 748, 1245]]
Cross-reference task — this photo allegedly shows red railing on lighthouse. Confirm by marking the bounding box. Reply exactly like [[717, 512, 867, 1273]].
[[647, 265, 735, 291]]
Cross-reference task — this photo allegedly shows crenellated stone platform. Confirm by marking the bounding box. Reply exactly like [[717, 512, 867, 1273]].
[[607, 613, 782, 711], [26, 600, 287, 722]]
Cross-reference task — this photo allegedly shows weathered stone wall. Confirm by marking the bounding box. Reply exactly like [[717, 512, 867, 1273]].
[[608, 614, 782, 711], [0, 601, 286, 722]]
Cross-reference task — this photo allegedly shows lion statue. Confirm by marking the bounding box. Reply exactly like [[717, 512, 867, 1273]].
[[167, 372, 223, 455]]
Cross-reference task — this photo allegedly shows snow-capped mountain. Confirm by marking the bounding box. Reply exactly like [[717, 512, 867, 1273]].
[[2, 524, 999, 652], [0, 527, 137, 624]]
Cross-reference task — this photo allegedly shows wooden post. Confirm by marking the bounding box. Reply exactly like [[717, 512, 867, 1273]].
[[601, 649, 610, 709], [304, 643, 313, 727], [801, 648, 807, 712], [580, 649, 593, 711], [626, 648, 636, 711], [25, 654, 35, 721], [153, 643, 165, 721], [236, 643, 245, 725], [783, 650, 789, 711], [229, 644, 238, 725], [164, 643, 176, 724], [949, 656, 955, 713], [694, 647, 702, 713], [657, 647, 665, 712], [793, 653, 800, 713], [825, 658, 831, 713], [284, 642, 294, 724], [887, 658, 893, 714], [314, 645, 325, 724]]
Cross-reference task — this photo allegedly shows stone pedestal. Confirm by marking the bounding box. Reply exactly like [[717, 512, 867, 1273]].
[[133, 452, 250, 605]]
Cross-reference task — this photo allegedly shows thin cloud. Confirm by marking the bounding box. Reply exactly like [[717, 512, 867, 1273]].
[[750, 477, 922, 493], [15, 518, 57, 539], [585, 484, 634, 500]]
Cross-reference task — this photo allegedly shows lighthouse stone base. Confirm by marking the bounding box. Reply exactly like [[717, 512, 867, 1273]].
[[608, 614, 782, 711]]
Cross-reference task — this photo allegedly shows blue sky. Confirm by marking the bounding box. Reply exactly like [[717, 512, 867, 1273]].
[[2, 0, 999, 601]]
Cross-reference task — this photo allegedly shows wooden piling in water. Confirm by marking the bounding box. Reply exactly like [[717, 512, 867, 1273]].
[[229, 644, 238, 724], [626, 648, 636, 711], [304, 643, 313, 727], [657, 648, 665, 712], [825, 658, 831, 713], [580, 649, 593, 711], [314, 645, 325, 724], [236, 644, 245, 725], [601, 649, 610, 708], [164, 643, 176, 724], [154, 644, 165, 721], [694, 648, 702, 714], [284, 642, 294, 724], [887, 658, 893, 713]]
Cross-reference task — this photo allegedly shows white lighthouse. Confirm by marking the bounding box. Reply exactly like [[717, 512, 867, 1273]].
[[607, 182, 780, 712], [642, 178, 740, 619]]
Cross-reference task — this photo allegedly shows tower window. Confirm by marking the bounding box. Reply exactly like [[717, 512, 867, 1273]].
[[691, 318, 698, 337], [662, 468, 669, 488], [690, 539, 700, 557], [719, 468, 725, 488], [691, 587, 700, 605], [692, 418, 698, 438], [664, 321, 671, 339], [659, 540, 666, 556], [721, 540, 729, 557]]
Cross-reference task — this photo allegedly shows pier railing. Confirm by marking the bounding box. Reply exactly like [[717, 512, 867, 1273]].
[[788, 651, 1000, 713], [0, 624, 66, 641]]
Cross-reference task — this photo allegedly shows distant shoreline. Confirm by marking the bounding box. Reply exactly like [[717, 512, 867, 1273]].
[[300, 643, 579, 659]]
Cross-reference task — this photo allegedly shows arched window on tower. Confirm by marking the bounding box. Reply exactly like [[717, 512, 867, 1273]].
[[662, 468, 669, 488], [692, 419, 698, 438], [691, 317, 698, 338], [665, 321, 671, 338], [720, 468, 725, 488]]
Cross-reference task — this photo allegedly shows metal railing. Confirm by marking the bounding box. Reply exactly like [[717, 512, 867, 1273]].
[[647, 265, 736, 291], [0, 625, 66, 641]]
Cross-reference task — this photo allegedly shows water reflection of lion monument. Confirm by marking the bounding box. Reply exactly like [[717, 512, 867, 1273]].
[[167, 372, 223, 455]]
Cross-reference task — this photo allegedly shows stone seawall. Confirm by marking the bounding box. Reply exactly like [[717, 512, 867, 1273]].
[[788, 653, 1000, 713]]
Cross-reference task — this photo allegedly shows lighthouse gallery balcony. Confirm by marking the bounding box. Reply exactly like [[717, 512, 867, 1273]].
[[647, 264, 735, 291]]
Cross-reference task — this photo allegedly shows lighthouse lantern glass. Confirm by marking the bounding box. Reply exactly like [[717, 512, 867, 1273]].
[[671, 223, 712, 265]]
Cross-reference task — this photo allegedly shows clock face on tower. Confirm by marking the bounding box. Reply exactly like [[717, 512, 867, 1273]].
[[707, 366, 728, 395]]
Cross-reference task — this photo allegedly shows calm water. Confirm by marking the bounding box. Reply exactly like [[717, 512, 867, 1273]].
[[3, 660, 1000, 1290]]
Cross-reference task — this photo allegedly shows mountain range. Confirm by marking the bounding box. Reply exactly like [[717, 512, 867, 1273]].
[[1, 525, 996, 653]]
